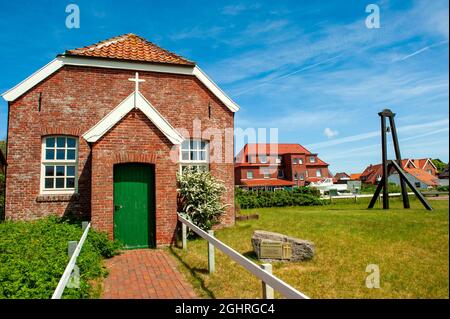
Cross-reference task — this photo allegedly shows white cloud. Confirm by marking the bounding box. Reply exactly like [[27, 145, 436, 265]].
[[222, 3, 260, 16], [324, 127, 339, 138]]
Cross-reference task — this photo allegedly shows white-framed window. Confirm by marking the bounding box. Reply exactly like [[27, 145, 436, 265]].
[[248, 155, 256, 163], [427, 169, 432, 175], [293, 158, 298, 165], [299, 158, 303, 165], [259, 155, 267, 164], [310, 156, 316, 163], [41, 136, 78, 194], [316, 169, 322, 177], [180, 139, 209, 172], [299, 173, 304, 181], [262, 168, 270, 179], [294, 173, 298, 180], [247, 171, 254, 179]]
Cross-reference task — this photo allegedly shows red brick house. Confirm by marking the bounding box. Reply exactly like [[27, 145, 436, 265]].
[[360, 158, 439, 187], [334, 172, 351, 184], [235, 143, 333, 190], [1, 34, 239, 248]]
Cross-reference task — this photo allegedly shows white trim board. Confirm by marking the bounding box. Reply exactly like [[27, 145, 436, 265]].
[[422, 158, 437, 170], [1, 56, 240, 112], [83, 91, 184, 145]]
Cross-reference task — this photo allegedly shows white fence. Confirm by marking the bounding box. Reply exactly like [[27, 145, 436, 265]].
[[178, 214, 309, 299], [52, 221, 91, 299]]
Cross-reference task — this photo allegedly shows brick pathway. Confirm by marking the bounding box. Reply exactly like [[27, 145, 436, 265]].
[[102, 249, 197, 299]]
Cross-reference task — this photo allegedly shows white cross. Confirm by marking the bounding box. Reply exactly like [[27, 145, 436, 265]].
[[128, 72, 145, 92]]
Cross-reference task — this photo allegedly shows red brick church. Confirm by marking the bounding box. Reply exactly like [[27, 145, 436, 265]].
[[1, 34, 238, 248]]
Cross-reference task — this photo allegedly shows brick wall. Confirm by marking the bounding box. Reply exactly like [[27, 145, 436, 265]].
[[5, 65, 235, 244]]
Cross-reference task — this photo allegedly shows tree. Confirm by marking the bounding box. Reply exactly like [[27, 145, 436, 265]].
[[432, 159, 447, 174]]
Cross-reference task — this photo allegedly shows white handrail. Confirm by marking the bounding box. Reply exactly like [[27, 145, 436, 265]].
[[52, 222, 91, 299], [177, 215, 309, 299]]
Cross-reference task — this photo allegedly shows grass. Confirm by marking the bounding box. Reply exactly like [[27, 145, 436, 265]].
[[170, 197, 449, 299]]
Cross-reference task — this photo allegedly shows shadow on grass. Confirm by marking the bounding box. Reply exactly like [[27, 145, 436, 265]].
[[168, 246, 216, 299], [242, 250, 258, 262]]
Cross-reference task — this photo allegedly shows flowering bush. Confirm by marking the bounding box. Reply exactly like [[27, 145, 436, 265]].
[[177, 168, 228, 232]]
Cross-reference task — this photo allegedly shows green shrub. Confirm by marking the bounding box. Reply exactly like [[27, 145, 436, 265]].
[[0, 216, 119, 299], [437, 185, 449, 192], [0, 172, 4, 221], [177, 168, 228, 232], [235, 187, 323, 209]]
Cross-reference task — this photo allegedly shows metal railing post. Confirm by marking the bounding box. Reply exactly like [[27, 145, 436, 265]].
[[261, 263, 274, 299], [182, 223, 187, 250], [208, 230, 215, 274], [68, 241, 77, 258]]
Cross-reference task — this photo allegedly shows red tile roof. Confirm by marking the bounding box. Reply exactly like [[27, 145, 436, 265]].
[[240, 143, 310, 155], [350, 173, 362, 180], [360, 164, 383, 184], [334, 172, 350, 180], [404, 168, 439, 186], [361, 160, 439, 186], [240, 179, 295, 187], [63, 33, 195, 66], [235, 143, 329, 166]]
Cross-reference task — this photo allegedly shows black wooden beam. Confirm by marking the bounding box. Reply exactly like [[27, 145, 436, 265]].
[[380, 114, 389, 209], [388, 114, 410, 208], [368, 175, 385, 209]]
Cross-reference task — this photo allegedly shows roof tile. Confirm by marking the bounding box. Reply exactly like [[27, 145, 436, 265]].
[[63, 33, 194, 66]]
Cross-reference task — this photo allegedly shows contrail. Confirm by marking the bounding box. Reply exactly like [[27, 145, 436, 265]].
[[306, 119, 449, 150], [234, 54, 341, 96]]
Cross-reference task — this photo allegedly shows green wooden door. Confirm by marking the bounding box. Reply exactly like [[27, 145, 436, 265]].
[[113, 163, 155, 249]]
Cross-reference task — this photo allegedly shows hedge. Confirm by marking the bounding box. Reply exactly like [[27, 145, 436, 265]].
[[235, 187, 324, 209], [0, 216, 120, 299]]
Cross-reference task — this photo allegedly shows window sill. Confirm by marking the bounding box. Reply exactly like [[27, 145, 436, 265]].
[[36, 193, 79, 202]]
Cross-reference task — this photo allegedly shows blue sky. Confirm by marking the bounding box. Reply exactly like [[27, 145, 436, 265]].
[[0, 0, 448, 173]]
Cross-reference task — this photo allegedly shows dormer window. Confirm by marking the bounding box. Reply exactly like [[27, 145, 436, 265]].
[[293, 158, 298, 165], [259, 155, 267, 164], [310, 156, 316, 163]]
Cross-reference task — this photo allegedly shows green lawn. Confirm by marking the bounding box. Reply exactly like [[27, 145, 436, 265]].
[[170, 198, 449, 299]]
